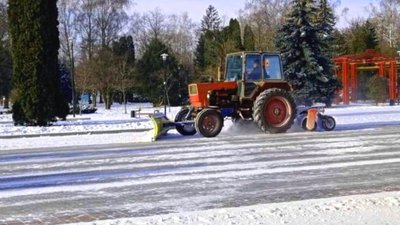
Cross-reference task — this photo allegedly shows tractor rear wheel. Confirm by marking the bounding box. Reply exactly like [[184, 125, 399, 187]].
[[175, 108, 196, 136], [253, 88, 296, 133], [195, 108, 223, 137]]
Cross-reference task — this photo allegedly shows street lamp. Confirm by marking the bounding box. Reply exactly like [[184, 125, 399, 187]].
[[69, 39, 76, 118], [160, 53, 168, 116]]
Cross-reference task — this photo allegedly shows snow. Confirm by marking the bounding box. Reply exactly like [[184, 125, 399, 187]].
[[2, 102, 400, 150], [2, 102, 400, 224], [70, 191, 400, 225]]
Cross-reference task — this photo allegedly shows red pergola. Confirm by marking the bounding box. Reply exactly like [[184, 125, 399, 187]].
[[333, 49, 398, 105]]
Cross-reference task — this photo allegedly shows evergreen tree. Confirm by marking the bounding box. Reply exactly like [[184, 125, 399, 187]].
[[8, 0, 68, 125], [227, 19, 243, 51], [201, 5, 221, 31], [276, 0, 339, 105], [314, 0, 340, 106], [0, 45, 12, 109], [334, 20, 379, 55], [112, 36, 135, 64], [135, 39, 184, 105], [366, 76, 388, 105], [243, 24, 255, 51], [315, 0, 335, 56], [195, 5, 223, 78], [59, 63, 72, 104], [351, 21, 379, 53], [194, 34, 206, 74], [332, 29, 349, 56]]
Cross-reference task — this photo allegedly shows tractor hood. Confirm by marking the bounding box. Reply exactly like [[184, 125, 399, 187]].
[[188, 81, 238, 108]]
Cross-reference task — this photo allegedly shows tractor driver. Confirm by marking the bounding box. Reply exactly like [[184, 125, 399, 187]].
[[247, 59, 262, 80]]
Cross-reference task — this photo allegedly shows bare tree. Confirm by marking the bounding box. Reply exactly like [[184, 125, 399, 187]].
[[94, 0, 130, 48], [58, 0, 77, 61], [76, 0, 98, 60], [130, 8, 167, 56], [143, 8, 166, 41], [114, 55, 135, 113], [369, 0, 400, 49], [90, 48, 120, 109], [75, 58, 96, 100], [239, 0, 290, 50], [164, 13, 197, 67]]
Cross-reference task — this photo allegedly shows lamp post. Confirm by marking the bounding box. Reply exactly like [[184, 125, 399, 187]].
[[160, 53, 168, 116], [69, 39, 76, 118]]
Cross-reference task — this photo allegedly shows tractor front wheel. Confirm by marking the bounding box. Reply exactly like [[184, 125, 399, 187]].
[[175, 108, 196, 136], [195, 109, 223, 137], [253, 88, 296, 133]]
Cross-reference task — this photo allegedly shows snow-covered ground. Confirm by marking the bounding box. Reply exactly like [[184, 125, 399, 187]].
[[2, 102, 400, 150], [73, 191, 400, 225], [2, 102, 400, 225]]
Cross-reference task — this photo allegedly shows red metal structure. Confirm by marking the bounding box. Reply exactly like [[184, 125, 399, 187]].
[[333, 49, 398, 105]]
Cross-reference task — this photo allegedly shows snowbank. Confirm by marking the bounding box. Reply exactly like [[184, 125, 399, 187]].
[[70, 191, 400, 225]]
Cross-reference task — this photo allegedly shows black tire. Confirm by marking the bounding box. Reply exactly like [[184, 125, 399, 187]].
[[253, 88, 296, 133], [195, 108, 223, 137], [321, 115, 336, 131], [301, 117, 317, 131], [175, 108, 196, 136]]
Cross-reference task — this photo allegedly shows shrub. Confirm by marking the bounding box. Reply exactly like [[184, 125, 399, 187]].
[[366, 76, 388, 105]]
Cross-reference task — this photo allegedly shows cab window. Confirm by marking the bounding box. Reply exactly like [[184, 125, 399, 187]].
[[245, 55, 262, 81], [225, 55, 242, 81], [262, 55, 283, 80]]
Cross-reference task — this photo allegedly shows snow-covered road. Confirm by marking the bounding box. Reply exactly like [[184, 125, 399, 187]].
[[1, 122, 400, 224]]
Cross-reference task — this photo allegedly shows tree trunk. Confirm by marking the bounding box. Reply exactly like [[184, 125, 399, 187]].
[[99, 93, 104, 104], [123, 90, 127, 114], [3, 96, 9, 109], [104, 91, 113, 110], [92, 92, 97, 107]]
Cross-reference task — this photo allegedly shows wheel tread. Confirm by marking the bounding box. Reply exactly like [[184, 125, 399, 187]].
[[252, 88, 296, 133]]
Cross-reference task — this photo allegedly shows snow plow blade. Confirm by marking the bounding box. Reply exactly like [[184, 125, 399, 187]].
[[149, 113, 175, 141]]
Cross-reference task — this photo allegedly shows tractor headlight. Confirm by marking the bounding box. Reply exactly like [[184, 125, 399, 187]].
[[188, 84, 198, 95]]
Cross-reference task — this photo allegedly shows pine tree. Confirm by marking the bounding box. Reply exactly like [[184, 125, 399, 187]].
[[243, 24, 255, 51], [8, 0, 68, 125], [337, 20, 379, 55], [314, 0, 340, 106], [227, 19, 243, 51], [0, 45, 12, 109], [276, 0, 339, 105], [112, 36, 135, 64], [362, 21, 379, 51], [201, 5, 221, 32], [195, 5, 222, 78], [59, 63, 72, 104], [194, 34, 206, 72], [348, 21, 378, 53], [315, 0, 335, 56], [136, 39, 184, 105]]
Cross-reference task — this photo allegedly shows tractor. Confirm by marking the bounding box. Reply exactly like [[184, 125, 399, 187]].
[[170, 51, 297, 138]]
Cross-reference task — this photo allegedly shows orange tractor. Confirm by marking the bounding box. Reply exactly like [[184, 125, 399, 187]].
[[152, 51, 296, 139]]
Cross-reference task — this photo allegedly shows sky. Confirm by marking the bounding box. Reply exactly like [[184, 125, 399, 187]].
[[130, 0, 377, 28]]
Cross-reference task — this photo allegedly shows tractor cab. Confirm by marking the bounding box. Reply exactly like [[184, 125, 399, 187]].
[[225, 52, 285, 98], [225, 52, 284, 82]]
